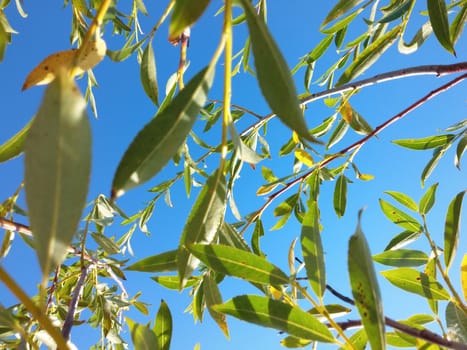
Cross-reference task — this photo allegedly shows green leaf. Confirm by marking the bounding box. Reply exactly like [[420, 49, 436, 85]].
[[384, 191, 418, 212], [450, 4, 467, 44], [218, 222, 250, 252], [348, 211, 386, 350], [446, 302, 467, 343], [112, 66, 214, 198], [322, 0, 365, 26], [140, 41, 159, 106], [379, 199, 422, 232], [229, 124, 263, 164], [300, 201, 325, 298], [151, 276, 198, 290], [126, 250, 178, 272], [392, 134, 455, 150], [421, 145, 450, 187], [251, 219, 265, 256], [127, 318, 159, 350], [169, 0, 211, 41], [154, 300, 172, 350], [419, 183, 438, 215], [398, 20, 433, 54], [280, 336, 311, 348], [385, 230, 422, 251], [333, 175, 347, 218], [189, 244, 289, 286], [381, 268, 450, 300], [213, 295, 335, 343], [444, 191, 465, 271], [178, 170, 226, 288], [379, 0, 412, 23], [239, 0, 318, 143], [327, 119, 349, 149], [427, 0, 456, 55], [337, 25, 401, 85], [24, 71, 91, 280], [204, 272, 229, 338], [373, 249, 429, 267], [455, 134, 467, 169], [0, 117, 33, 163], [91, 232, 120, 255]]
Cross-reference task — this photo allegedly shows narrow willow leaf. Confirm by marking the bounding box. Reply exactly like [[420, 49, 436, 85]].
[[424, 258, 438, 314], [450, 4, 467, 44], [348, 211, 386, 350], [213, 295, 335, 343], [381, 268, 450, 300], [251, 219, 265, 256], [308, 304, 352, 321], [169, 0, 211, 41], [455, 134, 467, 169], [261, 166, 278, 183], [112, 66, 214, 198], [384, 191, 418, 212], [321, 8, 363, 34], [154, 300, 172, 350], [427, 0, 456, 55], [229, 124, 263, 164], [379, 0, 412, 23], [444, 191, 465, 271], [306, 35, 334, 63], [384, 230, 422, 251], [333, 175, 347, 218], [398, 20, 433, 54], [294, 148, 314, 167], [461, 253, 467, 302], [327, 119, 349, 149], [337, 25, 401, 85], [322, 0, 365, 26], [373, 249, 428, 267], [0, 117, 33, 163], [127, 318, 159, 350], [280, 336, 311, 348], [91, 232, 120, 255], [338, 328, 367, 350], [25, 71, 91, 279], [126, 250, 178, 272], [204, 272, 229, 338], [387, 332, 415, 347], [392, 134, 455, 150], [151, 276, 198, 290], [178, 170, 226, 288], [189, 244, 289, 286], [445, 302, 467, 343], [419, 183, 438, 215], [379, 199, 422, 232], [421, 145, 451, 187], [301, 201, 325, 298], [219, 222, 250, 252], [140, 41, 159, 106], [239, 0, 317, 143]]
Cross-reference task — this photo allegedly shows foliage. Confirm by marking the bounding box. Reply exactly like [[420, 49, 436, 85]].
[[0, 0, 466, 349]]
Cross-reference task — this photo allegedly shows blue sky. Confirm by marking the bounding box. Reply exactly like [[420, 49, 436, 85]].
[[1, 1, 466, 349]]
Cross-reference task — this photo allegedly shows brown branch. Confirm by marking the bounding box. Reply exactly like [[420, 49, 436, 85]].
[[62, 265, 88, 340], [239, 73, 467, 235]]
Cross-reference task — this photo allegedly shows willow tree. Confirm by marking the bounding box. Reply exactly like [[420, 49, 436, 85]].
[[0, 0, 466, 349]]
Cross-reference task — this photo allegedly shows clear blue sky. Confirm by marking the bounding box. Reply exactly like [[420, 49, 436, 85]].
[[0, 1, 466, 349]]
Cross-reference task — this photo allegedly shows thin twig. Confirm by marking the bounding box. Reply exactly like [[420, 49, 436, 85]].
[[62, 265, 88, 340], [239, 73, 467, 235]]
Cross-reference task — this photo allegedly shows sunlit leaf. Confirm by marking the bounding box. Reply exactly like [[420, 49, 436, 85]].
[[392, 134, 455, 150], [384, 191, 418, 212], [91, 232, 120, 255], [169, 0, 211, 41], [333, 175, 347, 218], [280, 336, 312, 348], [379, 199, 422, 232], [327, 119, 349, 149], [218, 222, 250, 252], [126, 250, 178, 272], [445, 302, 467, 343], [455, 134, 467, 169], [322, 0, 365, 26], [112, 66, 214, 198], [229, 124, 263, 164], [140, 41, 159, 106], [421, 145, 450, 187], [301, 201, 325, 298], [151, 276, 198, 290], [0, 117, 33, 163], [348, 211, 386, 350], [239, 0, 318, 143], [450, 4, 467, 44], [25, 70, 91, 280], [127, 318, 159, 350], [213, 295, 335, 342], [204, 272, 229, 338], [427, 0, 456, 55], [154, 300, 172, 350], [251, 219, 265, 257], [379, 0, 412, 23], [373, 249, 428, 267], [381, 268, 450, 300], [321, 9, 363, 34], [419, 183, 438, 215], [444, 191, 465, 271], [337, 25, 401, 85], [178, 170, 226, 288], [424, 258, 438, 314], [461, 253, 467, 302], [189, 244, 289, 286], [294, 148, 314, 167]]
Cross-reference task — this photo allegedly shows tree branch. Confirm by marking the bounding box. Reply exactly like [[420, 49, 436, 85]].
[[62, 265, 88, 340]]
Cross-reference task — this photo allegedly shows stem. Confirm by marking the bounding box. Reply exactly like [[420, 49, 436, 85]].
[[146, 0, 175, 39], [0, 267, 70, 350], [62, 266, 88, 340], [177, 28, 190, 89]]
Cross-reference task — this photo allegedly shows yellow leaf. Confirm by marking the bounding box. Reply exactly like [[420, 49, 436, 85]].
[[295, 148, 314, 167], [292, 130, 300, 144], [358, 173, 375, 181], [340, 101, 353, 124], [22, 37, 106, 90], [461, 253, 467, 302]]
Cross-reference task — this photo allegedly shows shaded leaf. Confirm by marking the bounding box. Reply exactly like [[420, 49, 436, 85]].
[[450, 4, 467, 44], [322, 0, 365, 26], [424, 258, 438, 314], [189, 244, 289, 286], [127, 318, 159, 350], [169, 0, 211, 41], [219, 222, 250, 252], [333, 175, 347, 218], [446, 302, 467, 344], [427, 0, 456, 55], [384, 191, 418, 212], [154, 300, 172, 350], [0, 117, 33, 163], [178, 170, 226, 288], [126, 250, 178, 272], [379, 199, 422, 232], [421, 145, 450, 187], [327, 119, 349, 149], [379, 0, 412, 23], [204, 272, 229, 338], [381, 268, 450, 300], [398, 20, 433, 54], [392, 134, 455, 150], [444, 191, 465, 271], [213, 295, 335, 343], [229, 124, 263, 164], [348, 211, 386, 350], [419, 183, 438, 215], [373, 249, 428, 267], [455, 134, 467, 169], [239, 0, 318, 143], [25, 70, 91, 279], [112, 66, 214, 198], [140, 41, 159, 106], [91, 232, 120, 255]]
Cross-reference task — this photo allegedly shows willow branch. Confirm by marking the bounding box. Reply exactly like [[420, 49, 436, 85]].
[[240, 73, 467, 235], [62, 266, 88, 340]]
